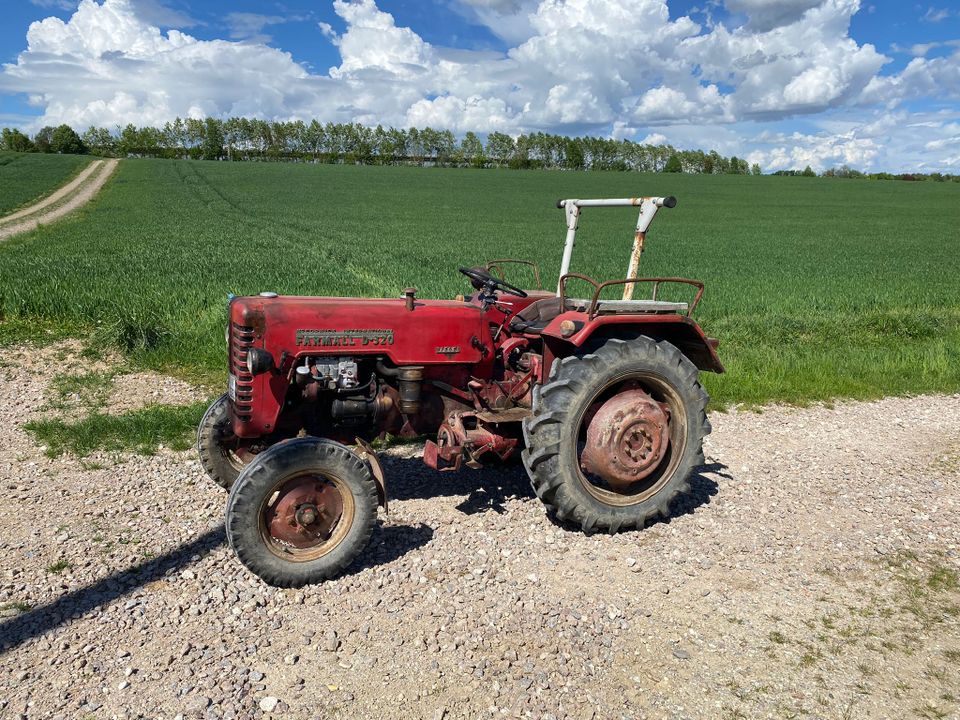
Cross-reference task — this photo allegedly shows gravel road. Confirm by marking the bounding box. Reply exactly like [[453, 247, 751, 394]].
[[1, 343, 958, 720], [0, 159, 118, 241]]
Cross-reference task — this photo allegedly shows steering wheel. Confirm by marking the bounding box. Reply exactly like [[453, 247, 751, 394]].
[[459, 267, 528, 298]]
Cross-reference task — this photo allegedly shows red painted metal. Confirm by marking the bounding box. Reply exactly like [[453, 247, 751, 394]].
[[226, 271, 720, 457], [539, 311, 725, 373], [580, 388, 670, 490], [423, 411, 519, 470], [266, 476, 344, 549], [230, 296, 496, 436]]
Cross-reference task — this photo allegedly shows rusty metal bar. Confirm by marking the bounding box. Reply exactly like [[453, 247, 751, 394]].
[[484, 259, 543, 290], [587, 277, 704, 319], [558, 273, 600, 310], [622, 229, 646, 300]]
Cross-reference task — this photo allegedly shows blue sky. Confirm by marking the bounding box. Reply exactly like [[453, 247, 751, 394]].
[[1, 0, 959, 172]]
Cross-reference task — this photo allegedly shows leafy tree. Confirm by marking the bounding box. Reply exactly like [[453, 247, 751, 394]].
[[485, 132, 514, 167], [751, 163, 762, 176], [82, 126, 114, 155], [50, 124, 85, 154], [460, 131, 485, 168], [385, 127, 408, 163], [564, 137, 585, 170], [509, 133, 532, 169], [434, 129, 456, 166], [801, 165, 816, 177], [33, 126, 55, 153], [202, 117, 223, 160], [2, 128, 34, 152], [185, 118, 204, 150], [664, 154, 683, 173], [116, 124, 139, 156]]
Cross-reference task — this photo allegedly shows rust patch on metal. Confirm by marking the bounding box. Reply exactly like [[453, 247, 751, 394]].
[[267, 476, 344, 548], [622, 230, 646, 300], [580, 388, 670, 490], [355, 437, 388, 512]]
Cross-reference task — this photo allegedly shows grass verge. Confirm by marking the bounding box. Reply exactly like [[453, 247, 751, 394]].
[[25, 401, 208, 457]]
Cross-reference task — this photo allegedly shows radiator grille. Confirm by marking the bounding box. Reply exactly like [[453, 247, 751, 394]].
[[230, 322, 255, 422]]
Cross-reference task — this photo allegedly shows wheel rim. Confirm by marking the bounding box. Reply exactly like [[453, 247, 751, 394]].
[[258, 473, 355, 562], [216, 422, 256, 472], [574, 372, 688, 507]]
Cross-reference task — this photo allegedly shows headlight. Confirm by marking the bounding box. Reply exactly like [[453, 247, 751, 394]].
[[246, 348, 275, 376]]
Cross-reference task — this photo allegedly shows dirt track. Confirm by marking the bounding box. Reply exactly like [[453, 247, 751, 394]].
[[0, 158, 118, 240], [0, 343, 958, 719]]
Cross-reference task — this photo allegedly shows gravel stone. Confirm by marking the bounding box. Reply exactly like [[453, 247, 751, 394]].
[[259, 697, 279, 712]]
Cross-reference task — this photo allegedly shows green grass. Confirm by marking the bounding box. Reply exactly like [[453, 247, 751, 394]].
[[0, 150, 91, 215], [48, 370, 118, 411], [25, 401, 208, 457], [45, 559, 72, 574], [0, 601, 32, 613], [1, 158, 959, 406], [768, 630, 788, 644]]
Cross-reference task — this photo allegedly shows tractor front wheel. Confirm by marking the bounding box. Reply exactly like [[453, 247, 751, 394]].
[[197, 394, 251, 490], [226, 438, 378, 587], [522, 337, 710, 533]]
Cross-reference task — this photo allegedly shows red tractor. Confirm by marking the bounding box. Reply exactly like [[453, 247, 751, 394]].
[[198, 195, 722, 587]]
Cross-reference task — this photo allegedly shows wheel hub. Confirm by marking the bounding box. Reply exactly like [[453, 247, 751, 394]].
[[267, 478, 344, 549], [580, 388, 670, 491]]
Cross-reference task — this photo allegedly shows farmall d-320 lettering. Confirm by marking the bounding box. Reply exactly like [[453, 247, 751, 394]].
[[198, 196, 723, 587]]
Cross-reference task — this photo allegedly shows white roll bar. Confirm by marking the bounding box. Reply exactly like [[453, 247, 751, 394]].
[[556, 196, 677, 298]]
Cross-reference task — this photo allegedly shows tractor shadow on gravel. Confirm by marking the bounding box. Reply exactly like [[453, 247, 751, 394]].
[[380, 452, 729, 528], [0, 520, 435, 655], [0, 462, 729, 654], [0, 526, 227, 655]]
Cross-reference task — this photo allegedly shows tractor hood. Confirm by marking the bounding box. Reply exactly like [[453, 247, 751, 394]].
[[229, 294, 486, 366]]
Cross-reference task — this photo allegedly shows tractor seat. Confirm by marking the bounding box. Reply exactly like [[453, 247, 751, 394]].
[[510, 296, 688, 334]]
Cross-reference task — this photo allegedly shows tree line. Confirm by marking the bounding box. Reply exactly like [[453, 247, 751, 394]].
[[2, 119, 957, 181]]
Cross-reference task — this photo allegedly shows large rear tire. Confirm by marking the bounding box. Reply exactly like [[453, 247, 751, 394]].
[[522, 337, 710, 533], [196, 394, 247, 490], [226, 438, 378, 587]]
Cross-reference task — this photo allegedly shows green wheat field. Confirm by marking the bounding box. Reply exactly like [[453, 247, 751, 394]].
[[0, 150, 90, 214], [2, 156, 959, 408]]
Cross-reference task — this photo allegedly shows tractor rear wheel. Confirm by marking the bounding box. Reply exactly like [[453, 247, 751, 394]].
[[197, 394, 250, 490], [522, 337, 710, 533], [226, 438, 378, 587]]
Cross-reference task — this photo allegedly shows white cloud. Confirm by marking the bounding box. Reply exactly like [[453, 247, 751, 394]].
[[858, 46, 960, 107], [225, 13, 287, 42], [328, 0, 433, 79], [1, 0, 958, 171], [127, 0, 200, 28], [724, 0, 825, 31], [449, 0, 540, 45], [685, 0, 888, 119], [30, 0, 77, 11], [0, 0, 314, 128], [405, 95, 518, 131], [739, 110, 960, 172], [922, 6, 953, 23], [639, 132, 668, 145]]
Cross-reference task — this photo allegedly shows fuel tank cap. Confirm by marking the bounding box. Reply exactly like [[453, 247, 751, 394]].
[[259, 291, 278, 298]]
